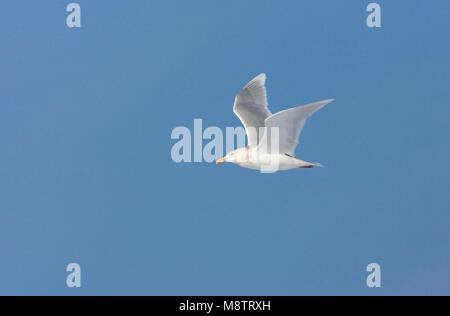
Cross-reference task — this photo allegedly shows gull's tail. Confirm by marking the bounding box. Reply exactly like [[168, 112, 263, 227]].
[[299, 162, 323, 169]]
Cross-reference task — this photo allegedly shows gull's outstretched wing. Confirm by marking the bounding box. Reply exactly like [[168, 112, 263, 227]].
[[233, 74, 272, 147], [260, 99, 334, 156]]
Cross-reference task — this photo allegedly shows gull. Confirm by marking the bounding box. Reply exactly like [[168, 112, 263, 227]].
[[217, 74, 334, 172]]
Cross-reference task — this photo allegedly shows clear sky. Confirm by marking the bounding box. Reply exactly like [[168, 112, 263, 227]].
[[0, 1, 449, 295]]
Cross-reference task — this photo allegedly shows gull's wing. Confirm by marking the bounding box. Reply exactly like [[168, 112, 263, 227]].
[[233, 74, 272, 147], [260, 99, 334, 156]]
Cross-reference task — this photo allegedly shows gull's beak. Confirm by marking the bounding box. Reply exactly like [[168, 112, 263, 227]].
[[216, 157, 226, 164]]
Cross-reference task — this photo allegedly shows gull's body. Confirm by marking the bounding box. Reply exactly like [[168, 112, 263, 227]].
[[217, 74, 334, 172], [225, 146, 319, 171]]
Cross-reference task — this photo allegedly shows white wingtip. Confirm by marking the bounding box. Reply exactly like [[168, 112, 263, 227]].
[[255, 73, 266, 81], [245, 73, 266, 87]]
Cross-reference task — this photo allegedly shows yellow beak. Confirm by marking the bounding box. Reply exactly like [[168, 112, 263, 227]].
[[216, 157, 226, 164]]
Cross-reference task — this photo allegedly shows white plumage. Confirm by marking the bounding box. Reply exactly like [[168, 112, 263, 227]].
[[217, 74, 334, 172]]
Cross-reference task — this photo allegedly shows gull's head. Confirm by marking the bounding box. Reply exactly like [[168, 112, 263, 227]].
[[216, 157, 227, 164], [216, 152, 233, 165], [217, 148, 248, 165]]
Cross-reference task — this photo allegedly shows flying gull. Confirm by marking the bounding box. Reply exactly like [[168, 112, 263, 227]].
[[217, 74, 334, 172]]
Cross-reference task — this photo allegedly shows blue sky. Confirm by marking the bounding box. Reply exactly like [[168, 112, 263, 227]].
[[0, 1, 449, 295]]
